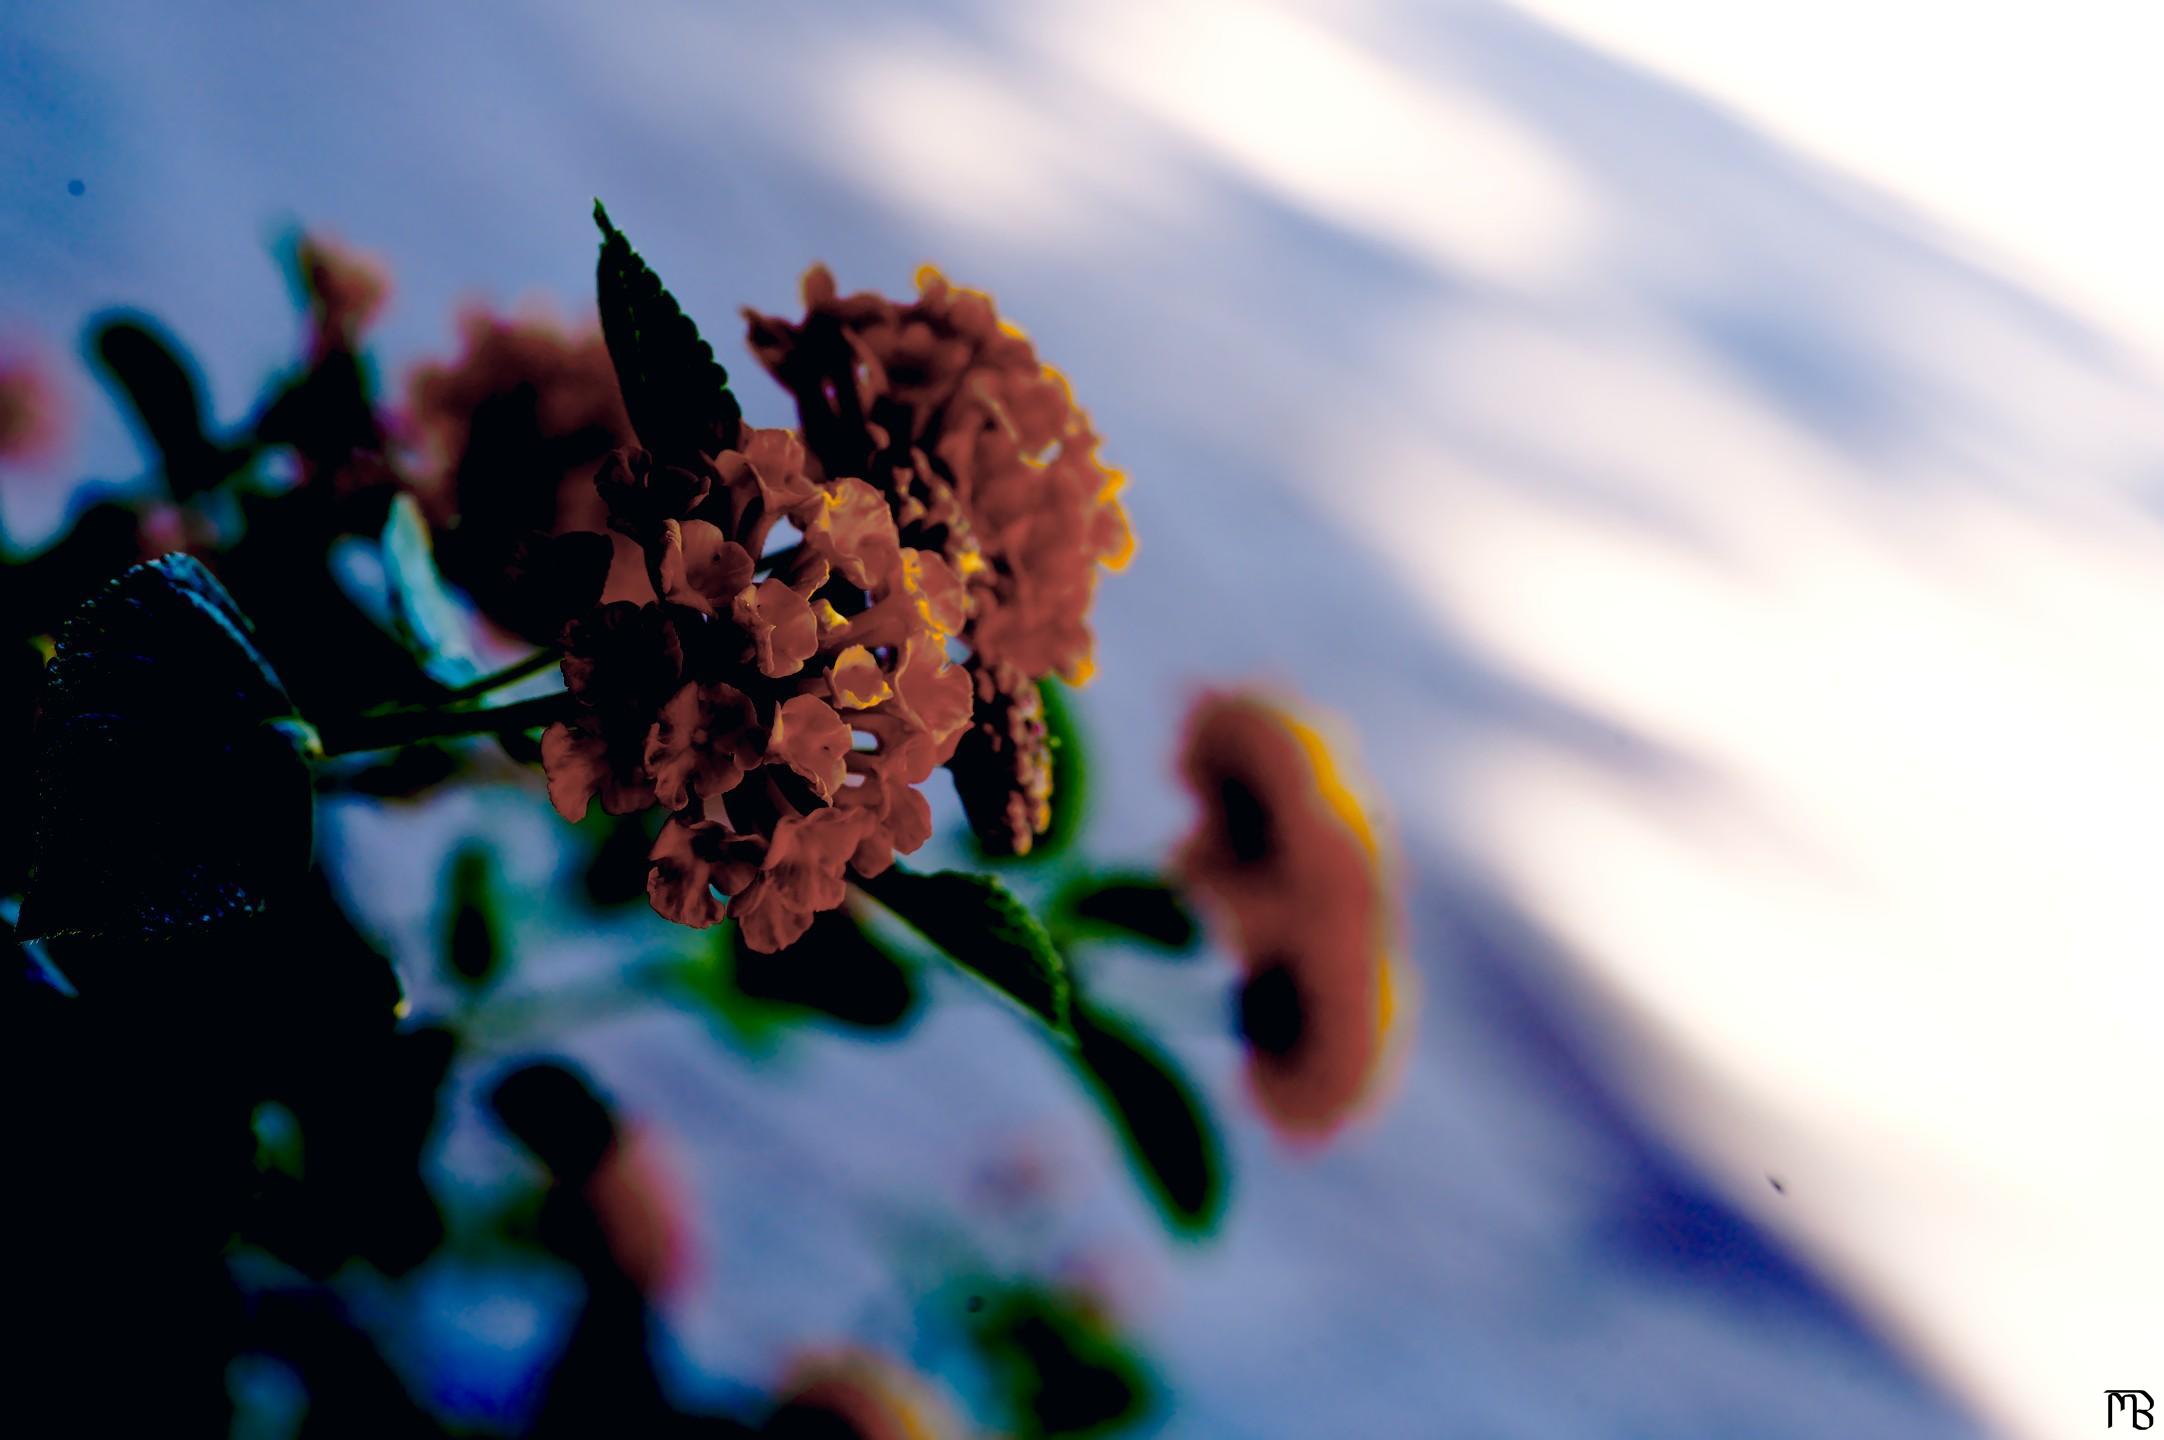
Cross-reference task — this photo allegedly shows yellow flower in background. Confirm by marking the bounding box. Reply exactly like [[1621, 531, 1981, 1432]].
[[1176, 690, 1411, 1142]]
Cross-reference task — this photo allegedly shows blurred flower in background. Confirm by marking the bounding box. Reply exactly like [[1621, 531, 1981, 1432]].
[[1176, 689, 1407, 1143], [0, 347, 66, 467]]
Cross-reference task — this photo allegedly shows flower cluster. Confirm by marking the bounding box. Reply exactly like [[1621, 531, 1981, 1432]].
[[1175, 692, 1406, 1141], [540, 425, 975, 952], [746, 266, 1132, 853]]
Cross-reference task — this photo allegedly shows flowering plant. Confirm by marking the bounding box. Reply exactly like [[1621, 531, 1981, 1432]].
[[2, 204, 1404, 1437]]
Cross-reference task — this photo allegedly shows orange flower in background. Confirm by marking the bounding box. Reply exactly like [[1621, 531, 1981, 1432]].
[[401, 308, 645, 638], [0, 350, 66, 466], [746, 265, 1130, 854], [584, 1123, 695, 1301], [1175, 691, 1408, 1142], [487, 1063, 696, 1301], [543, 426, 973, 951], [295, 232, 390, 358], [767, 1349, 962, 1440], [404, 307, 630, 525]]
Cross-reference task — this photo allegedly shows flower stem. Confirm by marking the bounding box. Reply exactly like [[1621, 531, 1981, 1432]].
[[437, 647, 561, 703], [315, 692, 575, 757]]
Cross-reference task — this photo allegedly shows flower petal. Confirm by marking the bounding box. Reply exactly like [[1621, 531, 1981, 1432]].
[[769, 693, 852, 801], [732, 576, 819, 678]]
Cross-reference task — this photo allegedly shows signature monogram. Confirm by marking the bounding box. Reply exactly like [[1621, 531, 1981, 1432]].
[[2108, 1391, 2155, 1429]]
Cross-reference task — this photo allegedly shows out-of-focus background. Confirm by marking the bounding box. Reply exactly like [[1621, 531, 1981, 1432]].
[[8, 2, 2163, 1435]]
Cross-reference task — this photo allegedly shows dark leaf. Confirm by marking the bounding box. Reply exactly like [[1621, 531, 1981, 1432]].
[[89, 313, 240, 500], [593, 200, 741, 462], [581, 807, 658, 909], [1059, 872, 1199, 951], [489, 1059, 617, 1182], [496, 724, 547, 766], [248, 1023, 454, 1278], [856, 867, 1073, 1040], [2, 931, 256, 1431], [0, 499, 149, 639], [971, 1285, 1156, 1440], [1, 637, 46, 894], [1071, 1003, 1225, 1236], [725, 905, 917, 1030], [444, 845, 501, 989], [253, 348, 382, 470], [18, 556, 313, 945], [217, 481, 444, 719]]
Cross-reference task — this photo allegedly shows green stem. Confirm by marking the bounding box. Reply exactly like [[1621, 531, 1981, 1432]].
[[437, 648, 561, 703], [316, 692, 575, 757]]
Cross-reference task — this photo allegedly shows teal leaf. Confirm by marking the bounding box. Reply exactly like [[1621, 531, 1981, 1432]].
[[856, 867, 1073, 1040], [593, 200, 741, 462], [380, 493, 484, 687]]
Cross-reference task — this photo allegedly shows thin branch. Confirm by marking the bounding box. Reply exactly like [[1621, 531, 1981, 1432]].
[[315, 692, 575, 757], [436, 648, 562, 703]]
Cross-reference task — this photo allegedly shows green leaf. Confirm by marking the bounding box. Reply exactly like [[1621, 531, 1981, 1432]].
[[443, 844, 501, 990], [1038, 679, 1088, 861], [1056, 871, 1199, 952], [986, 677, 1087, 866], [592, 200, 741, 462], [1070, 1002, 1225, 1236], [18, 555, 313, 945], [968, 1283, 1158, 1440], [856, 867, 1073, 1040]]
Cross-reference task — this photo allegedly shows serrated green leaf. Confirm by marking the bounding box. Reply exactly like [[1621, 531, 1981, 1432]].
[[592, 200, 741, 462], [1070, 1002, 1225, 1236], [856, 867, 1073, 1039]]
